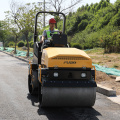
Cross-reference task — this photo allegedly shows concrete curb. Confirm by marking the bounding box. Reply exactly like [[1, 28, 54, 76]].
[[14, 55, 29, 63], [97, 84, 116, 96], [1, 51, 29, 63], [0, 50, 117, 97]]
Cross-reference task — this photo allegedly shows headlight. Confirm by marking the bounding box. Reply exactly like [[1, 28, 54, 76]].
[[53, 72, 58, 77], [81, 73, 87, 78]]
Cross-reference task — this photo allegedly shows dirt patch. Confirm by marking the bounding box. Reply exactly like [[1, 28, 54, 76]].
[[96, 71, 120, 95], [86, 48, 120, 95], [86, 48, 120, 69]]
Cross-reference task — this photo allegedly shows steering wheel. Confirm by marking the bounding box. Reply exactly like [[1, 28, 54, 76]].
[[50, 31, 62, 36], [44, 40, 51, 45], [43, 39, 53, 49]]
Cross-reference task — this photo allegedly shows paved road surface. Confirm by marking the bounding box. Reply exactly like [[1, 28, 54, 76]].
[[0, 51, 120, 120]]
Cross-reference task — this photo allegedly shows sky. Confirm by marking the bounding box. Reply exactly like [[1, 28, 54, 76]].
[[0, 0, 116, 20]]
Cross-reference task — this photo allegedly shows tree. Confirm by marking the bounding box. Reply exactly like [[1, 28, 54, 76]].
[[0, 21, 9, 50], [5, 2, 42, 56], [48, 0, 82, 28], [49, 0, 82, 13], [0, 22, 5, 48], [11, 28, 21, 54], [114, 0, 120, 13], [106, 0, 110, 3], [78, 19, 88, 31], [5, 11, 21, 53], [9, 1, 21, 53]]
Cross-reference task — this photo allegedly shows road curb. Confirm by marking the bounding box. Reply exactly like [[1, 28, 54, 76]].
[[1, 51, 29, 63], [14, 55, 29, 63], [97, 84, 116, 96], [0, 50, 117, 97]]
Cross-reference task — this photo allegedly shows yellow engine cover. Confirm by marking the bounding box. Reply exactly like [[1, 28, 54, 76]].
[[41, 48, 92, 68]]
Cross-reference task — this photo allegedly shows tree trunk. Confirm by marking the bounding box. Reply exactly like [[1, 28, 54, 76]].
[[3, 41, 5, 50], [55, 22, 57, 29], [26, 34, 29, 57], [14, 37, 17, 54]]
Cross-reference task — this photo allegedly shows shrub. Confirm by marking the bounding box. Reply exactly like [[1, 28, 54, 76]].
[[71, 43, 82, 49], [8, 42, 15, 47], [24, 42, 27, 47], [4, 42, 9, 47], [29, 41, 34, 48], [18, 41, 24, 47]]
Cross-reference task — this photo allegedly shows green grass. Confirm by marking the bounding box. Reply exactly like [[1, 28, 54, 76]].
[[86, 48, 104, 54], [16, 46, 33, 52]]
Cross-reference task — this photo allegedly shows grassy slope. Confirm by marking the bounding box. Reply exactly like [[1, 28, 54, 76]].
[[58, 0, 120, 50], [86, 48, 120, 69]]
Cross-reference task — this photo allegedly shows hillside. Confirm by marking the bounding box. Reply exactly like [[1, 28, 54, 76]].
[[58, 0, 120, 52]]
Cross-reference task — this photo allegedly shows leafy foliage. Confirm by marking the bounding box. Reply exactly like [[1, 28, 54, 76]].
[[4, 2, 42, 56], [57, 0, 120, 52], [8, 41, 15, 47], [1, 0, 120, 53], [71, 43, 82, 49], [18, 41, 24, 47], [29, 41, 34, 48]]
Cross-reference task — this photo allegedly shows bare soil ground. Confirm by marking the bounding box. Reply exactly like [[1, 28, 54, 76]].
[[96, 71, 120, 95], [86, 48, 120, 95]]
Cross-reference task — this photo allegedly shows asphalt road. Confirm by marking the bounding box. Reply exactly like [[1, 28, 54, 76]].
[[0, 51, 120, 120]]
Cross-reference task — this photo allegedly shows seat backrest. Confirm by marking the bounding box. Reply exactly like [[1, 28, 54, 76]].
[[52, 34, 67, 46]]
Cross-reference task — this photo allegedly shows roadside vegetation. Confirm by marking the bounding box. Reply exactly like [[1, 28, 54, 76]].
[[0, 0, 120, 56], [58, 0, 120, 53]]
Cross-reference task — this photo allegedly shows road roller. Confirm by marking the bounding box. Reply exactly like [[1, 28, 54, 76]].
[[28, 11, 97, 107]]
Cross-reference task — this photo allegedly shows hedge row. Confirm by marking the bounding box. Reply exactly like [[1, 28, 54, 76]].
[[17, 41, 33, 48]]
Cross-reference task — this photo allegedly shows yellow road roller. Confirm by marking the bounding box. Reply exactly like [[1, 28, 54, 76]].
[[28, 11, 97, 107]]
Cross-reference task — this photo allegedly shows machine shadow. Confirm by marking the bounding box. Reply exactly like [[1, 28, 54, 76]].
[[27, 94, 101, 120], [27, 93, 39, 107], [37, 107, 101, 120]]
